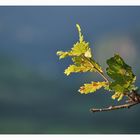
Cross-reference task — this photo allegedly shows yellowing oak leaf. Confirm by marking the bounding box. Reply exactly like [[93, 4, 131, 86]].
[[79, 81, 108, 94], [64, 55, 102, 76], [64, 64, 93, 76], [71, 41, 90, 57], [56, 24, 92, 59]]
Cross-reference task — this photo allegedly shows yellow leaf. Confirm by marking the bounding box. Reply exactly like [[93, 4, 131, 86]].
[[64, 64, 93, 76], [78, 81, 108, 94], [57, 24, 92, 59], [112, 92, 124, 101], [71, 41, 90, 56], [56, 51, 70, 59]]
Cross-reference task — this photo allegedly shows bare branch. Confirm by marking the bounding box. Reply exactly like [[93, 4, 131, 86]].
[[90, 90, 140, 113], [90, 101, 139, 113]]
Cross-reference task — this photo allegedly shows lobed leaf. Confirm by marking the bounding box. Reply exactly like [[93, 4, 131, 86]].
[[64, 64, 92, 76], [56, 24, 92, 59], [79, 81, 108, 94], [106, 54, 136, 100], [71, 41, 91, 57]]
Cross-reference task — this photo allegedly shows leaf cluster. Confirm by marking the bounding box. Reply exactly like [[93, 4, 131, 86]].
[[56, 24, 137, 101]]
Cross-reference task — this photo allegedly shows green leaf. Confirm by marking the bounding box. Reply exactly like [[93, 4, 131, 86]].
[[79, 81, 108, 94], [106, 54, 136, 100], [106, 54, 135, 82]]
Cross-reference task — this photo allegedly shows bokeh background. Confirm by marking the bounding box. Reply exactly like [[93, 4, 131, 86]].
[[0, 6, 140, 134]]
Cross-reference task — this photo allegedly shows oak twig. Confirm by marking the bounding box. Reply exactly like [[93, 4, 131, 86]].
[[90, 91, 140, 113], [90, 102, 139, 112]]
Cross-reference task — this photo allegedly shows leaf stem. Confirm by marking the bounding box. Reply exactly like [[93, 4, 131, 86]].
[[96, 70, 109, 83], [82, 55, 109, 83]]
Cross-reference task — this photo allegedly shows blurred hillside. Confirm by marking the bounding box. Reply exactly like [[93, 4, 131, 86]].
[[0, 7, 140, 133]]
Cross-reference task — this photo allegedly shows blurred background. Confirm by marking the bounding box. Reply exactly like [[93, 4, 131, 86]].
[[0, 6, 140, 134]]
